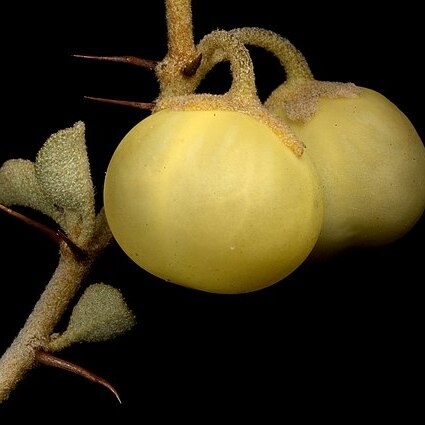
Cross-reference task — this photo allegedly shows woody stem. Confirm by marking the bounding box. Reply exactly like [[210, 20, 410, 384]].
[[0, 212, 112, 403]]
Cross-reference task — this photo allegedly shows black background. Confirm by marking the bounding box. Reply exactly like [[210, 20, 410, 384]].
[[0, 0, 422, 421]]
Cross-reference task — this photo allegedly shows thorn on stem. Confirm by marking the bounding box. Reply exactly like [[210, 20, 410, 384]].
[[84, 96, 155, 110], [182, 53, 202, 77], [35, 350, 122, 404], [0, 203, 86, 261], [73, 54, 158, 71]]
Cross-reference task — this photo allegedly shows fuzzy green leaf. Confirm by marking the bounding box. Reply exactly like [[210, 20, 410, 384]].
[[35, 121, 95, 218], [50, 283, 136, 350], [0, 159, 63, 224]]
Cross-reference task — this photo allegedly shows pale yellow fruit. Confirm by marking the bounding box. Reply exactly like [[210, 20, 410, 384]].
[[268, 87, 425, 257], [104, 109, 323, 293]]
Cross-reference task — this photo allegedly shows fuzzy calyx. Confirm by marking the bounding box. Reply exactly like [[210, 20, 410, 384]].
[[155, 30, 305, 156], [266, 80, 361, 122]]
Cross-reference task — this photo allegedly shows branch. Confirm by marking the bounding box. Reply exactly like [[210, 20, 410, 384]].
[[0, 211, 112, 403], [165, 0, 196, 60]]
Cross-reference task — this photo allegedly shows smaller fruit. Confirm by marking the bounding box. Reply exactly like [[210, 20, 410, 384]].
[[267, 83, 425, 257]]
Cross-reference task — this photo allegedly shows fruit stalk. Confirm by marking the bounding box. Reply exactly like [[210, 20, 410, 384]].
[[230, 27, 313, 81]]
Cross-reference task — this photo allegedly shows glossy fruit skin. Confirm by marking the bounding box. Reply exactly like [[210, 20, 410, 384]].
[[104, 109, 323, 293], [268, 87, 425, 257]]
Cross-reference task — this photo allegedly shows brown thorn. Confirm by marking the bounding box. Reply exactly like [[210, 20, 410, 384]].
[[0, 203, 85, 261], [35, 350, 122, 404], [182, 53, 202, 77], [73, 54, 158, 71], [84, 96, 155, 110]]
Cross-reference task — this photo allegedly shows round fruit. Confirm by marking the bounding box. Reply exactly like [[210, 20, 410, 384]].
[[267, 86, 425, 257], [104, 109, 323, 293]]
